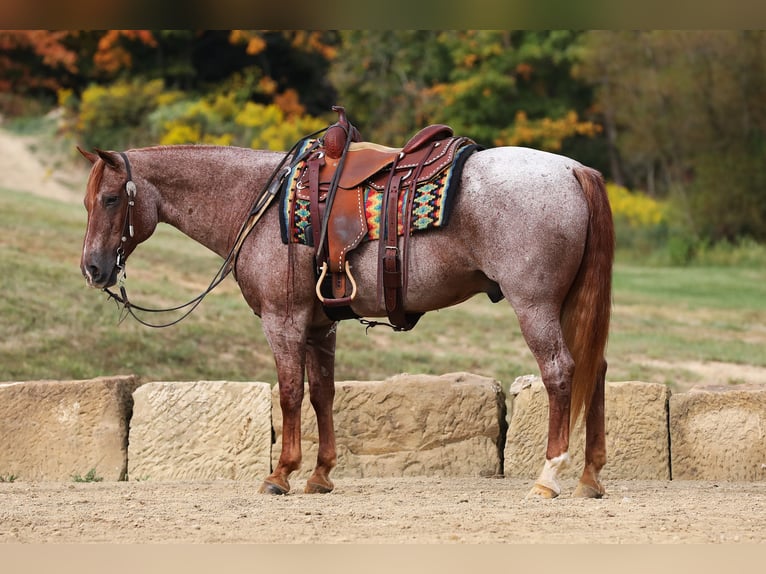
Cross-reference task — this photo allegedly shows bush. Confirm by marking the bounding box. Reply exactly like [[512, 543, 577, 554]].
[[691, 237, 766, 267], [606, 182, 669, 260], [152, 92, 240, 146], [62, 78, 330, 153], [73, 79, 170, 150], [235, 102, 327, 151], [149, 96, 328, 151]]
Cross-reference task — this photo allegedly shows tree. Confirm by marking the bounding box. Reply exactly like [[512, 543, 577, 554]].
[[578, 31, 766, 241], [326, 31, 451, 144], [0, 31, 78, 95], [330, 31, 605, 170]]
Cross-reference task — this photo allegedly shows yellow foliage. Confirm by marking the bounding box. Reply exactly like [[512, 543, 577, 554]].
[[235, 102, 327, 151], [155, 91, 184, 107], [202, 133, 234, 146], [160, 123, 200, 145], [235, 101, 284, 128], [77, 79, 164, 133], [156, 92, 242, 145], [606, 183, 666, 228], [496, 110, 602, 151], [57, 88, 74, 108]]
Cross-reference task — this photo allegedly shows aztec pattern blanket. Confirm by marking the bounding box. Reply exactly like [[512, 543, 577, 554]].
[[279, 141, 479, 246]]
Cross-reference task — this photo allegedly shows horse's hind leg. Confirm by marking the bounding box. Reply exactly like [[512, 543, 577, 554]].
[[304, 323, 338, 494], [573, 359, 607, 498], [515, 305, 575, 499]]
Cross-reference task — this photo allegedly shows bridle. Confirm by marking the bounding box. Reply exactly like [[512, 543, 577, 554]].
[[102, 134, 324, 328], [114, 151, 136, 278]]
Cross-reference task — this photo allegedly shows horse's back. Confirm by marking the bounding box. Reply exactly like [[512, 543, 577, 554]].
[[458, 146, 589, 226]]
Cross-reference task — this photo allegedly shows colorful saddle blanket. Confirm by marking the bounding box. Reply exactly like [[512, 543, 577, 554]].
[[279, 139, 479, 246]]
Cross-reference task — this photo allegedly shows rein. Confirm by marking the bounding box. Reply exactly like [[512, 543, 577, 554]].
[[103, 134, 323, 328]]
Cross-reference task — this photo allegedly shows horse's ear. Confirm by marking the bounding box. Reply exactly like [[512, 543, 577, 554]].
[[76, 145, 98, 164], [94, 148, 121, 170]]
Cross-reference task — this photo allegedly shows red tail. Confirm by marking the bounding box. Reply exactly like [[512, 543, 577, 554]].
[[563, 166, 614, 426]]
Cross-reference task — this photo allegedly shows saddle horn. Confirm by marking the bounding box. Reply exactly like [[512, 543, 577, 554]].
[[324, 105, 361, 159]]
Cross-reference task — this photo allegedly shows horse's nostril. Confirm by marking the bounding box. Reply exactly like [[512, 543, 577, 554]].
[[86, 264, 101, 282]]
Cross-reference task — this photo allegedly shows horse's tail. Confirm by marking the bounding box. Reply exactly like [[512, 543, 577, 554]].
[[563, 166, 614, 427]]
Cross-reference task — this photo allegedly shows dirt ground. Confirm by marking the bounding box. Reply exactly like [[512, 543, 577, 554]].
[[0, 477, 764, 543]]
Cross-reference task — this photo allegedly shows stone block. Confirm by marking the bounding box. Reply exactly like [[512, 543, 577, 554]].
[[0, 375, 141, 481], [128, 381, 272, 481], [272, 372, 506, 478], [670, 388, 766, 481], [504, 377, 670, 480]]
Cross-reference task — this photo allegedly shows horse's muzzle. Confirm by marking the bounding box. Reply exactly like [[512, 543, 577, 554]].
[[82, 257, 119, 289]]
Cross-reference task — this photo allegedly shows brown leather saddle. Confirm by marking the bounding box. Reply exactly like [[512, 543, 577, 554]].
[[296, 106, 475, 330]]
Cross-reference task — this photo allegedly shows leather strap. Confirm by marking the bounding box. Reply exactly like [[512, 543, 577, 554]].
[[307, 152, 324, 250], [382, 172, 405, 327], [400, 143, 433, 297]]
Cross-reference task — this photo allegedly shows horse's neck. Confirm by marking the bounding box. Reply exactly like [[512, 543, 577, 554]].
[[141, 146, 284, 257]]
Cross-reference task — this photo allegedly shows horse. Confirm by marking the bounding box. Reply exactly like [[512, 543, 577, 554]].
[[77, 140, 614, 499]]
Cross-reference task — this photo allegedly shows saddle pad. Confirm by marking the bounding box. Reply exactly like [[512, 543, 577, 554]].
[[279, 143, 480, 246]]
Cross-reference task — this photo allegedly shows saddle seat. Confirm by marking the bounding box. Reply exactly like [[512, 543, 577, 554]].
[[296, 123, 460, 201]]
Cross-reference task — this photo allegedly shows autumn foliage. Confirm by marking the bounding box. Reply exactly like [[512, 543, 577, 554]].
[[2, 30, 765, 249], [0, 31, 77, 93]]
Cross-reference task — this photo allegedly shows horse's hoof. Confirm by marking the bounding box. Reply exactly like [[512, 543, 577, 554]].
[[573, 481, 605, 499], [305, 479, 334, 494], [526, 482, 559, 499], [259, 479, 290, 495]]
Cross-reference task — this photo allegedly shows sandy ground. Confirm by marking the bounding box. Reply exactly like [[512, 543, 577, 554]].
[[0, 477, 764, 543]]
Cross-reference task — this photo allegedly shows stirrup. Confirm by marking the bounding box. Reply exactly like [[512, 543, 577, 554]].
[[315, 261, 358, 307]]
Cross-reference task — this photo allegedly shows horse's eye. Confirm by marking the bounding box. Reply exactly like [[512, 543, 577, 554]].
[[103, 195, 120, 208]]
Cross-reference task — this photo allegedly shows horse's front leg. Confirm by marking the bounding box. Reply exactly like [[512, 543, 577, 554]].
[[259, 319, 308, 495], [305, 322, 338, 494]]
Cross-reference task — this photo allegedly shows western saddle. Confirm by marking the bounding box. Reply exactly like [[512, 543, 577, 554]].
[[296, 106, 475, 331]]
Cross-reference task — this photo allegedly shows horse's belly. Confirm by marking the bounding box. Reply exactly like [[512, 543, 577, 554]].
[[345, 234, 493, 317]]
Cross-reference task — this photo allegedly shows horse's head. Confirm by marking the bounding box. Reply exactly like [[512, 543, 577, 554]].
[[78, 147, 158, 288]]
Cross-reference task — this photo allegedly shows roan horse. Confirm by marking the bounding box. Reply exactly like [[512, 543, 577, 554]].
[[78, 136, 614, 499]]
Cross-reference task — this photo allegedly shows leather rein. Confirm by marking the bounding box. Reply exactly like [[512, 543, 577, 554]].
[[103, 136, 322, 328]]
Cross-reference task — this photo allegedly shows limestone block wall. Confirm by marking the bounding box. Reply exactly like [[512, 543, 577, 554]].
[[0, 375, 140, 481], [2, 373, 765, 483], [128, 381, 272, 481], [504, 377, 671, 480], [670, 388, 766, 481], [271, 372, 506, 479]]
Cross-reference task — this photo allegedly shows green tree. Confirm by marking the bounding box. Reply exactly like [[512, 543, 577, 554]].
[[578, 31, 766, 242], [330, 31, 605, 170], [328, 30, 452, 145]]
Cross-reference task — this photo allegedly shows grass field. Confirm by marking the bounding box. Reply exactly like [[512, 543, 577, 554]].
[[2, 185, 765, 392]]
